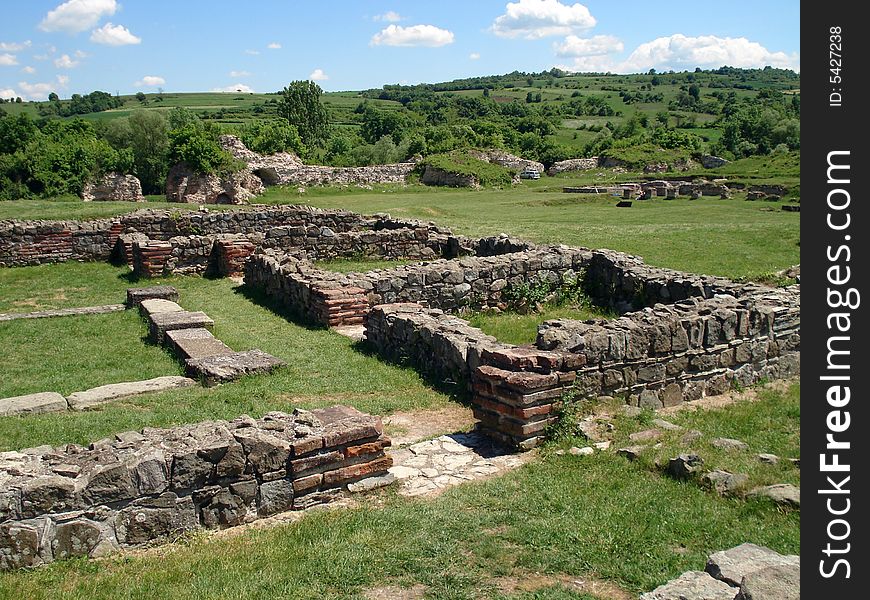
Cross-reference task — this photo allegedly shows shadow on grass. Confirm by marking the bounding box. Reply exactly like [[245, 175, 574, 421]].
[[235, 282, 471, 406], [350, 337, 472, 407], [232, 283, 329, 333]]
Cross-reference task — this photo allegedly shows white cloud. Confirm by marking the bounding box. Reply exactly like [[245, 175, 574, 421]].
[[554, 34, 622, 57], [0, 53, 18, 66], [556, 33, 800, 75], [212, 83, 255, 93], [491, 0, 595, 39], [309, 68, 329, 81], [469, 52, 481, 60], [555, 55, 616, 73], [39, 0, 117, 33], [267, 42, 281, 49], [54, 54, 80, 68], [21, 66, 36, 74], [374, 11, 403, 22], [229, 70, 251, 77], [56, 74, 69, 86], [244, 49, 260, 55], [90, 22, 141, 46], [0, 40, 31, 52], [620, 34, 800, 72], [135, 75, 165, 86], [0, 88, 18, 99], [74, 49, 88, 58], [18, 82, 55, 100], [370, 24, 455, 47]]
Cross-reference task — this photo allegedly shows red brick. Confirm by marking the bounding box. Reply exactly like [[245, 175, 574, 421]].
[[344, 440, 391, 458], [292, 473, 323, 493], [290, 450, 342, 475], [322, 456, 393, 486]]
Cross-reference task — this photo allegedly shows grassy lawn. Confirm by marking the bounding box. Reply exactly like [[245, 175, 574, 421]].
[[0, 188, 799, 279], [0, 152, 799, 280], [469, 303, 611, 346], [0, 310, 181, 399], [607, 383, 802, 492], [0, 262, 138, 314], [0, 264, 453, 451], [0, 439, 799, 600], [0, 178, 800, 597]]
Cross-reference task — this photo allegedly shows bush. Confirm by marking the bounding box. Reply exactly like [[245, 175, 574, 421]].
[[239, 120, 305, 156], [168, 123, 241, 176]]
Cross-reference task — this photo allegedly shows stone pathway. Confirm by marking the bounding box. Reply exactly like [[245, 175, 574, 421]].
[[0, 304, 125, 322], [388, 430, 533, 497]]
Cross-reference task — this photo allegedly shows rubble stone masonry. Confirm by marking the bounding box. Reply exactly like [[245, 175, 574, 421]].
[[0, 406, 391, 570]]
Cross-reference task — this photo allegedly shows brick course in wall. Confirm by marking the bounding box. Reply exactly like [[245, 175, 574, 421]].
[[0, 206, 452, 268], [356, 248, 800, 450], [0, 406, 391, 570]]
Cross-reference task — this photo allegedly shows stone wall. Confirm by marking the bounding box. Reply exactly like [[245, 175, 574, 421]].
[[0, 406, 392, 570], [547, 157, 600, 175], [365, 303, 506, 384], [469, 149, 543, 173], [244, 245, 592, 327], [0, 206, 452, 268], [165, 164, 265, 204], [420, 165, 479, 188], [0, 219, 124, 267], [81, 173, 145, 202], [219, 135, 415, 188], [355, 247, 799, 450]]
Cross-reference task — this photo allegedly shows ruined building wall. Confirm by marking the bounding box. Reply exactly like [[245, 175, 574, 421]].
[[0, 406, 391, 571]]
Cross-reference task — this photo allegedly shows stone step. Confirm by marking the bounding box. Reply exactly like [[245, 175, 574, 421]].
[[186, 349, 285, 386], [166, 328, 234, 361], [139, 298, 184, 318], [148, 310, 214, 344], [66, 376, 197, 411], [126, 285, 179, 308], [0, 391, 68, 417]]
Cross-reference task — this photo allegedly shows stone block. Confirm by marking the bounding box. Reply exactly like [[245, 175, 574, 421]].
[[126, 285, 179, 308], [166, 328, 234, 361], [736, 563, 799, 600], [149, 310, 214, 344], [0, 392, 67, 417], [186, 350, 285, 386], [138, 298, 183, 318], [640, 571, 737, 600], [67, 376, 196, 410], [115, 493, 198, 546], [706, 543, 799, 587], [257, 479, 294, 516]]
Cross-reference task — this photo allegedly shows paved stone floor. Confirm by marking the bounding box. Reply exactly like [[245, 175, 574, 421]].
[[388, 431, 533, 497]]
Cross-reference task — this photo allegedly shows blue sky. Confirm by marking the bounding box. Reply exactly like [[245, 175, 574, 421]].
[[1, 0, 800, 100]]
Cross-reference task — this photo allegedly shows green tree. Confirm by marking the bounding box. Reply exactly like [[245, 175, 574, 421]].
[[168, 123, 239, 175], [135, 92, 146, 103], [48, 93, 59, 102], [239, 120, 305, 156], [279, 80, 329, 147]]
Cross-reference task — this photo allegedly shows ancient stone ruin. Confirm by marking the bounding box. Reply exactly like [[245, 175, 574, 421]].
[[0, 202, 800, 571], [81, 172, 145, 202], [165, 163, 266, 204], [0, 406, 392, 570]]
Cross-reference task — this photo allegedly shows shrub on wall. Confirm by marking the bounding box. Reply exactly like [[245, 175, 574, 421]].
[[418, 150, 516, 187]]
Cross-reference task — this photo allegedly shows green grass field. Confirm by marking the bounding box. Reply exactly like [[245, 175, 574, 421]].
[[0, 157, 800, 280], [0, 160, 800, 597]]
